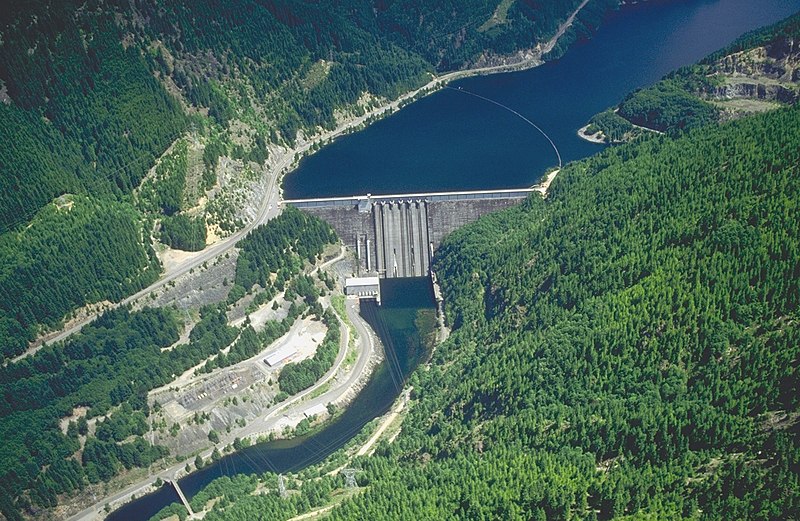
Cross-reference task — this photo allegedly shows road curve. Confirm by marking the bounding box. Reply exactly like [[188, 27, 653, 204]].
[[19, 0, 592, 362], [66, 296, 377, 521]]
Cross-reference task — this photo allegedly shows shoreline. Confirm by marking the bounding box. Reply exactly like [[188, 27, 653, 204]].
[[577, 123, 609, 144], [36, 1, 596, 518]]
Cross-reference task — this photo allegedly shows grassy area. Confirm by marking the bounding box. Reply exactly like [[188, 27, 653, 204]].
[[300, 60, 333, 91], [712, 98, 782, 113], [307, 381, 331, 400], [331, 295, 359, 370], [478, 0, 515, 33], [331, 295, 358, 346]]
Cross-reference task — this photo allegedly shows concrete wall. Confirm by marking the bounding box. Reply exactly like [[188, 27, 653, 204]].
[[372, 200, 430, 278], [426, 197, 526, 248], [298, 204, 377, 275], [289, 191, 531, 278]]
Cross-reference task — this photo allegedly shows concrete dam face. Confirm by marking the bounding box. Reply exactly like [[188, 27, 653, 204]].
[[373, 200, 431, 278], [284, 189, 536, 279]]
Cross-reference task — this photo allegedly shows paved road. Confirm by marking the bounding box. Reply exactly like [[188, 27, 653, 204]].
[[66, 296, 376, 521], [235, 297, 376, 441]]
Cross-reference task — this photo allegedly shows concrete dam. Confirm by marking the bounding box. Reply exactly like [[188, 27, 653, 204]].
[[283, 189, 536, 278]]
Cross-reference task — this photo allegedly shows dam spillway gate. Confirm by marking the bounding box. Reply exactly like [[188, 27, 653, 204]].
[[283, 189, 537, 279]]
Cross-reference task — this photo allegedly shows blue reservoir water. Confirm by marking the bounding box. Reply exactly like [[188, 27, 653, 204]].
[[283, 0, 800, 199], [107, 0, 800, 518]]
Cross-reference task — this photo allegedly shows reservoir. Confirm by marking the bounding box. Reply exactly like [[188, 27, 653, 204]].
[[108, 0, 800, 518], [283, 0, 800, 199]]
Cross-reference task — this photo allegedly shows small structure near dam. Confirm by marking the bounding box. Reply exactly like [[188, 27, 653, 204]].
[[283, 188, 535, 279]]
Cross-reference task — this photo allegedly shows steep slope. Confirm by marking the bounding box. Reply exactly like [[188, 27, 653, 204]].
[[581, 11, 800, 142], [327, 105, 800, 520]]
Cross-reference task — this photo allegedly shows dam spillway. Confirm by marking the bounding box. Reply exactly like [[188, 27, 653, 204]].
[[284, 188, 536, 278], [373, 200, 430, 278]]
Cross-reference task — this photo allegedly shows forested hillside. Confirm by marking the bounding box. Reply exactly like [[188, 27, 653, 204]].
[[582, 11, 800, 142], [0, 196, 159, 360], [352, 106, 800, 518], [0, 0, 602, 362]]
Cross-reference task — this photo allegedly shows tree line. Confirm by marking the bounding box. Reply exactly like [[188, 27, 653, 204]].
[[175, 103, 800, 521]]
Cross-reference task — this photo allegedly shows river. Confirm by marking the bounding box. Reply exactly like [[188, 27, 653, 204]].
[[107, 279, 436, 521], [109, 0, 800, 518]]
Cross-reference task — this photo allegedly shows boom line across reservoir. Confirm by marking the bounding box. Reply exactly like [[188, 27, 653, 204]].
[[445, 85, 563, 168]]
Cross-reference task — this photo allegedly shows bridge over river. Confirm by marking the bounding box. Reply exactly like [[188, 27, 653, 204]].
[[283, 188, 536, 279]]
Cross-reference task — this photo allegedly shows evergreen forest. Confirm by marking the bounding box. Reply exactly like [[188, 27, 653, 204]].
[[171, 100, 800, 521], [0, 0, 599, 366]]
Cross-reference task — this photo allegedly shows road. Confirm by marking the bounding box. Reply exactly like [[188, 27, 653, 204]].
[[17, 0, 591, 364], [66, 296, 377, 521]]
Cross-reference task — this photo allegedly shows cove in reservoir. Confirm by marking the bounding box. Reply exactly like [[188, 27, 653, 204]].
[[107, 0, 800, 519], [283, 0, 800, 199]]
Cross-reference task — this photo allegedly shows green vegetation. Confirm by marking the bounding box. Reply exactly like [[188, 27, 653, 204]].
[[160, 214, 207, 252], [586, 109, 634, 142], [0, 5, 186, 231], [0, 302, 245, 518], [234, 206, 337, 293], [0, 0, 599, 232], [345, 106, 799, 519], [618, 81, 719, 133], [0, 196, 158, 360], [150, 473, 336, 521], [199, 303, 304, 374], [181, 105, 800, 521], [0, 307, 179, 516], [0, 0, 626, 517], [279, 309, 341, 396], [138, 141, 189, 217], [0, 202, 335, 517]]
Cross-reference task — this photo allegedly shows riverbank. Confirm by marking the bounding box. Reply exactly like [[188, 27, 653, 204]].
[[49, 2, 594, 518]]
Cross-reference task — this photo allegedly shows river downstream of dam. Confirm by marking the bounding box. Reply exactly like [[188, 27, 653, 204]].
[[108, 0, 800, 518], [107, 279, 436, 521]]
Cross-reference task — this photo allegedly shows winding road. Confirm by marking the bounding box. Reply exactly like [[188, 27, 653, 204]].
[[67, 293, 378, 521], [18, 0, 590, 361]]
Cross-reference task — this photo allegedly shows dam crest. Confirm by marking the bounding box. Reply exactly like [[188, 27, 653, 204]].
[[283, 188, 536, 279]]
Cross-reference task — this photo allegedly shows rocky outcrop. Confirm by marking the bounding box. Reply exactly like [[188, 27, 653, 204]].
[[715, 39, 800, 81], [711, 82, 798, 104], [704, 38, 799, 105]]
